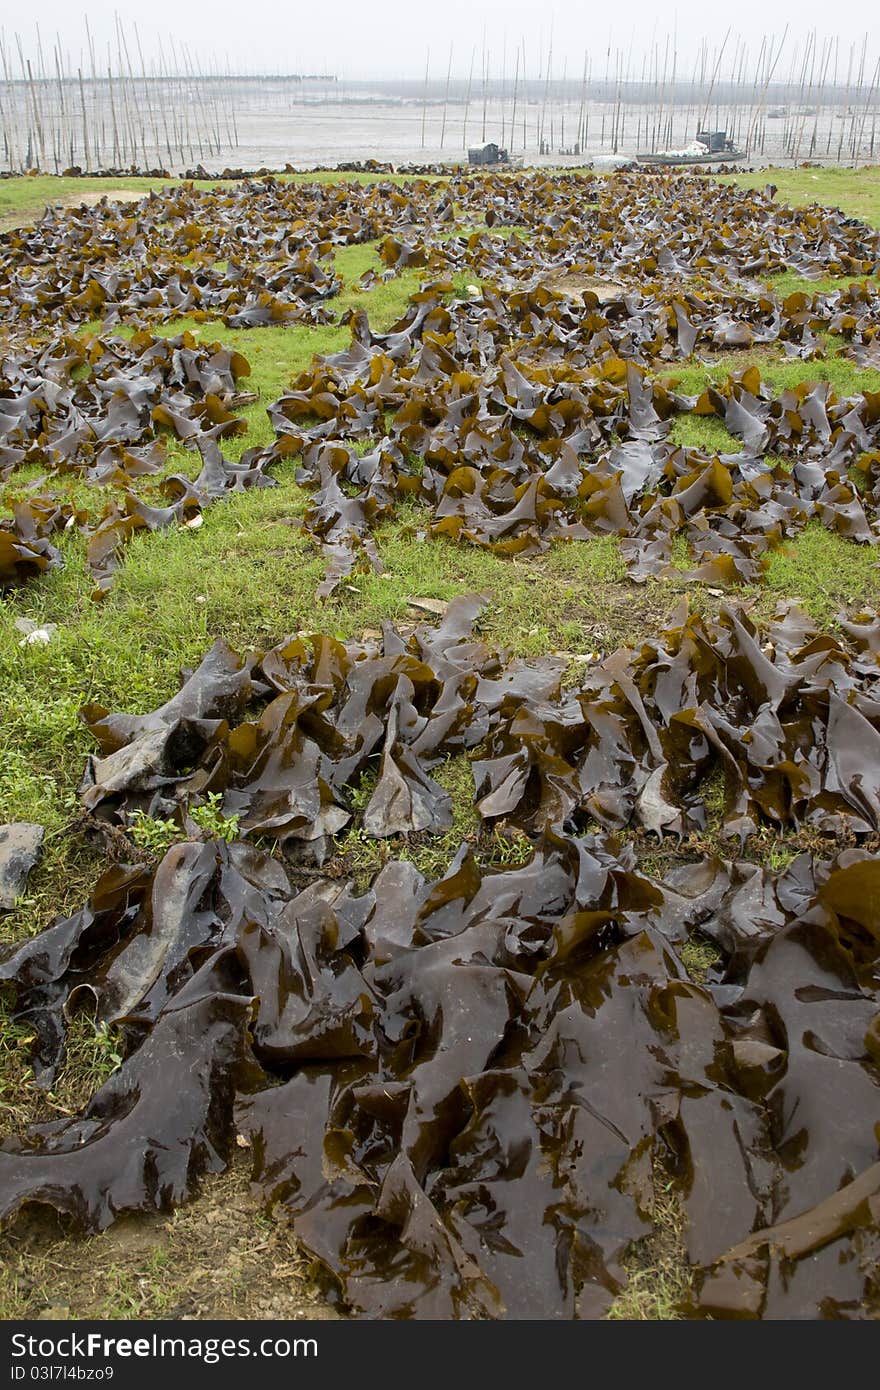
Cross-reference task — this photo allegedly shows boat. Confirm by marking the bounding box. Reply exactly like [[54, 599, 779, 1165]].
[[636, 128, 745, 166], [468, 142, 511, 167]]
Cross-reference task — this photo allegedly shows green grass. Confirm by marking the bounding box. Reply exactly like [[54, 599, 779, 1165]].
[[0, 175, 175, 228], [670, 415, 742, 452], [764, 270, 878, 295], [0, 1158, 326, 1321], [718, 165, 880, 227], [680, 933, 722, 985], [0, 990, 123, 1126], [763, 521, 880, 620], [607, 1172, 691, 1320], [667, 345, 880, 399]]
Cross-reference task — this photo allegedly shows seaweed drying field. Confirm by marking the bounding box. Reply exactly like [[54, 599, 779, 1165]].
[[1, 168, 880, 1319]]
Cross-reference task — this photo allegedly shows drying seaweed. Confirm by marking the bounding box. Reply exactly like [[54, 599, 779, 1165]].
[[1, 168, 880, 1322], [3, 172, 880, 599], [0, 329, 279, 593], [265, 283, 880, 595], [1, 598, 879, 1320]]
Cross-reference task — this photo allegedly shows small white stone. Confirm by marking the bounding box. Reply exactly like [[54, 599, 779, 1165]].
[[15, 620, 56, 647]]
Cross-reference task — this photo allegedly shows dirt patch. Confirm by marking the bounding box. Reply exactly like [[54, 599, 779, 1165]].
[[548, 272, 624, 303], [1, 189, 148, 234], [0, 1156, 341, 1321], [63, 189, 147, 211]]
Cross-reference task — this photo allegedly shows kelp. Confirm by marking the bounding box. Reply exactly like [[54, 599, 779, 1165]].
[[2, 171, 880, 1319], [3, 172, 880, 597], [265, 289, 880, 594], [2, 172, 878, 336], [0, 329, 270, 594], [1, 598, 878, 1319], [65, 595, 880, 849]]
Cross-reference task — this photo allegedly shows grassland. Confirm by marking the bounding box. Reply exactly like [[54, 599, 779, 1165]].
[[1, 162, 879, 1321], [720, 162, 880, 225]]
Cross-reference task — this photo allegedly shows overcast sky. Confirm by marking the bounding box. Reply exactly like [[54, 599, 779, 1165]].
[[4, 2, 877, 79]]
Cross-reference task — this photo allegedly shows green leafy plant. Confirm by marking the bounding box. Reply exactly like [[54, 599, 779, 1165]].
[[190, 792, 240, 843], [128, 810, 179, 855], [88, 1020, 124, 1077]]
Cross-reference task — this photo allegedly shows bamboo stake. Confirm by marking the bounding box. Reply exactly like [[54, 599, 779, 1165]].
[[854, 53, 880, 166], [25, 59, 45, 169], [77, 66, 90, 169], [440, 41, 452, 151], [500, 34, 507, 148], [462, 45, 475, 150], [576, 50, 587, 154], [510, 45, 520, 156], [540, 22, 553, 154], [481, 37, 488, 144], [521, 36, 527, 152], [134, 22, 161, 168], [420, 45, 429, 149]]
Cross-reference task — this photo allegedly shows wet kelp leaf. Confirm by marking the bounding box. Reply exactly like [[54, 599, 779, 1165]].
[[79, 638, 257, 816], [80, 598, 494, 842], [0, 495, 78, 586], [0, 968, 256, 1229], [2, 602, 880, 1319], [0, 526, 61, 585], [3, 826, 877, 1317], [0, 862, 152, 1083], [693, 1162, 880, 1319]]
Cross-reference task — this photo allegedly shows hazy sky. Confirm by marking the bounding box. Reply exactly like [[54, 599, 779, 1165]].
[[5, 1, 877, 79]]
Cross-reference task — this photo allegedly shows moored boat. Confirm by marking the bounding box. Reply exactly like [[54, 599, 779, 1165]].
[[637, 128, 745, 166]]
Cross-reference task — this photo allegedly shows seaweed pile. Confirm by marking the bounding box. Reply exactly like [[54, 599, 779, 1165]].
[[270, 296, 880, 595], [2, 170, 880, 1320], [0, 330, 274, 594], [1, 597, 879, 1319], [2, 172, 880, 601], [3, 172, 878, 334]]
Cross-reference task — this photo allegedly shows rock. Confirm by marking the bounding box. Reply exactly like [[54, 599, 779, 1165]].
[[406, 596, 448, 616], [0, 823, 45, 911], [14, 617, 57, 646]]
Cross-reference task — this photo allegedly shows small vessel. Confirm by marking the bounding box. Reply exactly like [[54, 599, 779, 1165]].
[[636, 128, 745, 165], [467, 142, 510, 167]]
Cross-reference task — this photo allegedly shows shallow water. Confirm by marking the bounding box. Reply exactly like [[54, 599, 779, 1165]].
[[2, 75, 878, 174]]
